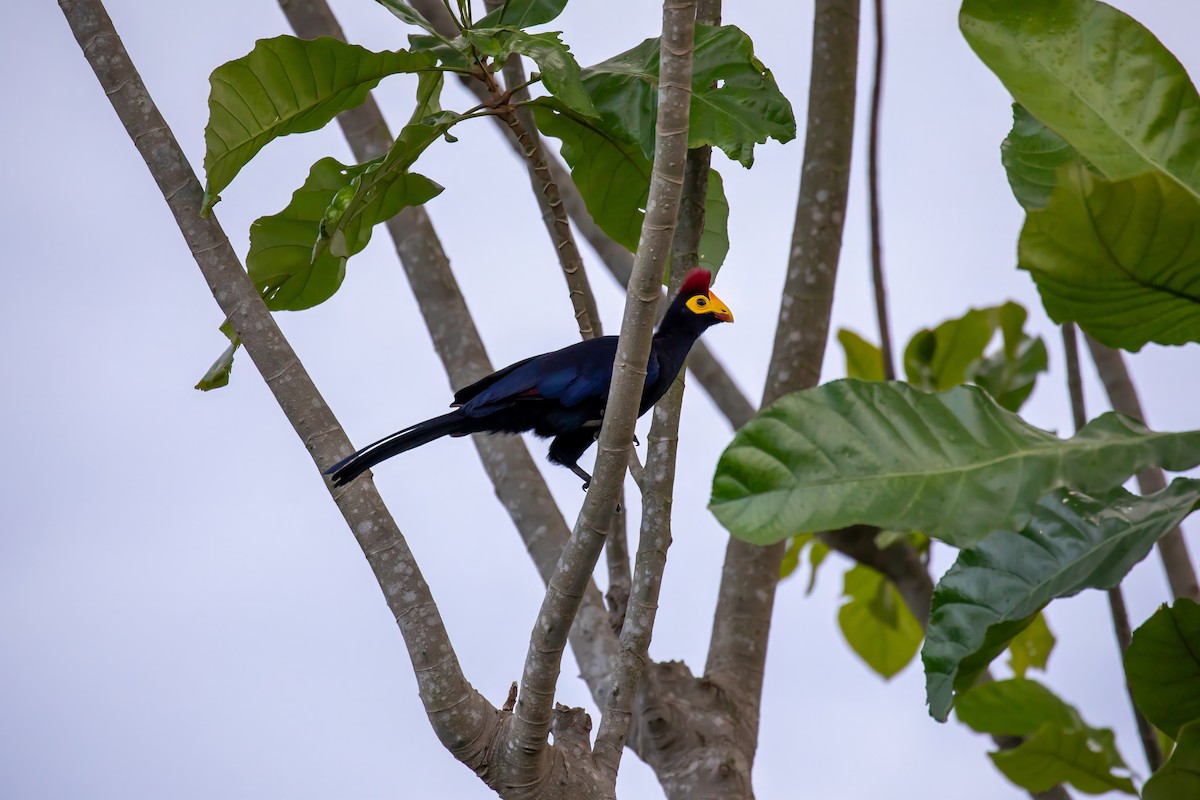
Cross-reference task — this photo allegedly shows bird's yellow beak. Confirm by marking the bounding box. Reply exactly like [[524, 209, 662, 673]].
[[708, 291, 734, 323]]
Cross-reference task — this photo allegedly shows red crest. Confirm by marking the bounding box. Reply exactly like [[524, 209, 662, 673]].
[[678, 268, 712, 297]]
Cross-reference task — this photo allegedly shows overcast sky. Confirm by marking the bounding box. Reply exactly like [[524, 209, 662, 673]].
[[3, 1, 1199, 798]]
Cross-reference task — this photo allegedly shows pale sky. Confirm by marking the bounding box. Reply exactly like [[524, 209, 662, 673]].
[[3, 1, 1199, 798]]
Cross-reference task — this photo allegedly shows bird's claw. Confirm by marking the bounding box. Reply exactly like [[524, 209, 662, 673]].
[[632, 434, 640, 447]]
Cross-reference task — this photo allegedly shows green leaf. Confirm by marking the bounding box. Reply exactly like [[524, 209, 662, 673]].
[[1144, 720, 1200, 800], [470, 29, 596, 117], [248, 156, 441, 312], [475, 0, 567, 28], [1008, 612, 1056, 678], [957, 678, 1078, 736], [408, 33, 473, 69], [967, 306, 1048, 413], [922, 479, 1200, 721], [410, 70, 445, 124], [838, 564, 923, 680], [709, 380, 1200, 547], [1126, 599, 1200, 739], [837, 329, 885, 381], [1019, 163, 1200, 351], [990, 722, 1136, 795], [375, 0, 447, 40], [195, 327, 240, 391], [960, 0, 1200, 200], [806, 541, 830, 595], [315, 113, 453, 264], [904, 308, 998, 391], [1001, 104, 1082, 211], [582, 23, 795, 167], [532, 100, 731, 274], [779, 533, 812, 580], [202, 37, 434, 212]]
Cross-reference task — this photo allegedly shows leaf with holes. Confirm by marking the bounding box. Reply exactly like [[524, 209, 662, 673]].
[[249, 156, 441, 312], [838, 565, 923, 679], [531, 99, 730, 274], [922, 480, 1200, 721], [582, 23, 795, 167], [710, 380, 1200, 547], [202, 36, 434, 211], [961, 0, 1200, 200], [1020, 163, 1200, 350], [1125, 599, 1200, 739]]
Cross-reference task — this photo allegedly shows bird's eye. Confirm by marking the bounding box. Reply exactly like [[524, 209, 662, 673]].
[[695, 297, 708, 307]]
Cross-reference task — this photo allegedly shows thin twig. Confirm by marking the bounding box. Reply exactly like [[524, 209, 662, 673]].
[[867, 0, 895, 380], [1084, 335, 1200, 602], [509, 0, 698, 775], [1061, 323, 1164, 773], [277, 0, 618, 707], [60, 0, 495, 754]]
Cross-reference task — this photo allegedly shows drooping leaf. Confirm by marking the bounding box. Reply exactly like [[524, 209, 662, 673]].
[[581, 23, 795, 167], [469, 29, 596, 117], [315, 113, 454, 263], [409, 70, 445, 124], [1144, 720, 1200, 800], [475, 0, 568, 28], [779, 533, 812, 580], [990, 722, 1136, 795], [202, 37, 434, 211], [837, 329, 886, 382], [408, 33, 473, 69], [837, 564, 923, 680], [375, 0, 448, 40], [710, 380, 1200, 548], [1001, 104, 1082, 211], [532, 99, 731, 274], [922, 479, 1200, 722], [806, 541, 830, 595], [1020, 163, 1200, 351], [957, 678, 1078, 736], [1008, 612, 1056, 678], [249, 156, 441, 312], [196, 323, 240, 391], [1125, 599, 1200, 739], [960, 0, 1200, 201]]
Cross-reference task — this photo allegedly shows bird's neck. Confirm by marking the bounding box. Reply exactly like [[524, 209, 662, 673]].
[[652, 315, 706, 378]]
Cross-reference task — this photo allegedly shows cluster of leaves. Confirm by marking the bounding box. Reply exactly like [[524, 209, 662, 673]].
[[709, 0, 1200, 796], [194, 0, 794, 388]]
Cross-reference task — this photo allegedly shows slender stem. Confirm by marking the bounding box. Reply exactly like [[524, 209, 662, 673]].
[[507, 0, 698, 777], [277, 0, 619, 709], [867, 0, 896, 380], [1061, 324, 1163, 773], [1084, 335, 1200, 602], [60, 0, 494, 755], [593, 148, 711, 779]]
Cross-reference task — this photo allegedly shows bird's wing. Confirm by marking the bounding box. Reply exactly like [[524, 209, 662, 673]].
[[461, 337, 619, 415], [451, 354, 538, 407]]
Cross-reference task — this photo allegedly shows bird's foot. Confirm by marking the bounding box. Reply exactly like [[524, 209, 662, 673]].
[[632, 434, 640, 447]]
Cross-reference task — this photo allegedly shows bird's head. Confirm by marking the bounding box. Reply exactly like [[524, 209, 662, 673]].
[[675, 268, 734, 326]]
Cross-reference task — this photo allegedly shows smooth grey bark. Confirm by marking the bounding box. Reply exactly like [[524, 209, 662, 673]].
[[277, 0, 618, 708], [1085, 335, 1200, 603]]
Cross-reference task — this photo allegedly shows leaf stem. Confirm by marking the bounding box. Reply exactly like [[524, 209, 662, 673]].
[[867, 0, 896, 380]]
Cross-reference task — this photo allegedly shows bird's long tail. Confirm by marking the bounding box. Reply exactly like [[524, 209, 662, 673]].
[[325, 411, 466, 487]]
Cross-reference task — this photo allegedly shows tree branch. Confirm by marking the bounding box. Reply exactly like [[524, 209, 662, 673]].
[[593, 148, 712, 779], [867, 0, 895, 380], [507, 0, 698, 775], [61, 0, 497, 760], [705, 0, 861, 752], [1061, 324, 1163, 773], [277, 0, 619, 707], [1085, 335, 1200, 602]]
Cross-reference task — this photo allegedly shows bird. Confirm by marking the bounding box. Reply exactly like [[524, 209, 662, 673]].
[[325, 268, 733, 489]]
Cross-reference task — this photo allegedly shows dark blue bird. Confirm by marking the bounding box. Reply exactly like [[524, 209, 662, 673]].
[[326, 269, 733, 488]]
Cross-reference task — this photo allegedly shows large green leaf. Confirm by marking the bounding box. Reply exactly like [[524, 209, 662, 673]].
[[1007, 612, 1055, 678], [709, 380, 1200, 547], [960, 0, 1200, 200], [582, 23, 795, 167], [469, 29, 596, 117], [1001, 104, 1082, 211], [202, 37, 433, 212], [991, 722, 1136, 795], [475, 0, 567, 28], [922, 480, 1200, 721], [248, 157, 441, 312], [531, 99, 731, 274], [838, 565, 923, 680], [1144, 720, 1200, 800], [315, 112, 455, 262], [1020, 163, 1200, 351], [1125, 599, 1200, 739]]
